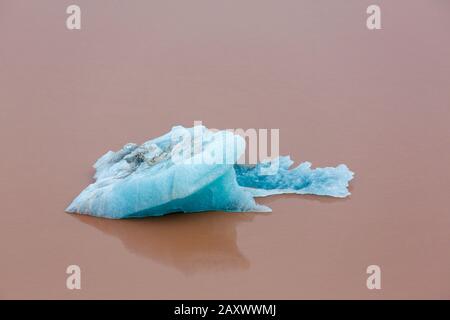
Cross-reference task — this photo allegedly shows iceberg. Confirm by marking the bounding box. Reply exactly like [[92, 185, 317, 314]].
[[66, 125, 354, 218]]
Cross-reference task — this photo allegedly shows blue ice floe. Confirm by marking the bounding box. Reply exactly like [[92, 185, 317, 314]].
[[66, 125, 354, 218]]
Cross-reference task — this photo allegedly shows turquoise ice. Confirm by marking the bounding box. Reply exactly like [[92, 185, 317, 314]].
[[66, 125, 354, 218]]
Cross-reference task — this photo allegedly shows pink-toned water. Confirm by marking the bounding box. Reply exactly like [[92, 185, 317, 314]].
[[0, 0, 449, 299]]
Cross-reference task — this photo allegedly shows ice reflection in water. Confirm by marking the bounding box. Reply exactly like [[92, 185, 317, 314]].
[[73, 212, 256, 274]]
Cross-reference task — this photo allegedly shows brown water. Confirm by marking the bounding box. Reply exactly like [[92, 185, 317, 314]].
[[0, 0, 449, 299]]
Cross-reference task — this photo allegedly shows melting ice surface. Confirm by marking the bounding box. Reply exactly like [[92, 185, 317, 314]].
[[66, 126, 354, 218]]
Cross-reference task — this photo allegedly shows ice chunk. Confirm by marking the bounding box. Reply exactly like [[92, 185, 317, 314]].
[[235, 156, 353, 198], [66, 126, 354, 218]]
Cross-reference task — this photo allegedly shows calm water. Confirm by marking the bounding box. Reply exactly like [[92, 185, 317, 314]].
[[0, 0, 449, 298]]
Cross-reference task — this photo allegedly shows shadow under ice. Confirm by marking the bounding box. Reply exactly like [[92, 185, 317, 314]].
[[72, 211, 256, 274]]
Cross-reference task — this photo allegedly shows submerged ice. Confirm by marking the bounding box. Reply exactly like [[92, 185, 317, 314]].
[[66, 126, 354, 218]]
